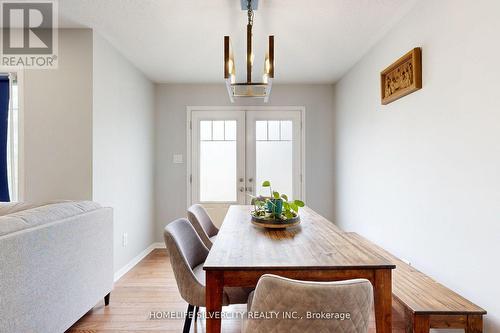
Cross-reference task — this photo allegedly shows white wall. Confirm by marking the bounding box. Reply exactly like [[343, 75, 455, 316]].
[[23, 29, 93, 201], [93, 33, 155, 273], [22, 28, 156, 274], [332, 0, 500, 331], [155, 84, 335, 240]]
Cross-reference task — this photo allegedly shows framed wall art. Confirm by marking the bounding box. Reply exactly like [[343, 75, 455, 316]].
[[381, 47, 422, 105]]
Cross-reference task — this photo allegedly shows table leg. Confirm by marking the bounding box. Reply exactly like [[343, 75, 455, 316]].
[[206, 270, 223, 333], [466, 315, 483, 333], [413, 314, 430, 333], [374, 269, 392, 333]]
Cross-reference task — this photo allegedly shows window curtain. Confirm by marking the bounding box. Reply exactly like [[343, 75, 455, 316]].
[[0, 76, 10, 202]]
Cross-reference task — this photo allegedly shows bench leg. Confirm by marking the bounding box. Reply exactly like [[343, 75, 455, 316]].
[[104, 292, 110, 306], [413, 314, 430, 333], [466, 315, 483, 333], [403, 311, 413, 333]]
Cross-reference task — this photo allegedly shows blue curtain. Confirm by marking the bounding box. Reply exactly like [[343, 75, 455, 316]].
[[0, 77, 9, 202]]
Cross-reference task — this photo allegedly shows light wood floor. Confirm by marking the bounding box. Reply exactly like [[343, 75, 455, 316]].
[[68, 249, 406, 332]]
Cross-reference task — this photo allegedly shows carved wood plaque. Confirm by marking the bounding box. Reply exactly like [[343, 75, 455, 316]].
[[381, 48, 422, 105]]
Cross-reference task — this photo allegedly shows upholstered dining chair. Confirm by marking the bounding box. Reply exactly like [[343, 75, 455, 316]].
[[186, 204, 219, 249], [242, 274, 373, 333], [164, 218, 250, 333]]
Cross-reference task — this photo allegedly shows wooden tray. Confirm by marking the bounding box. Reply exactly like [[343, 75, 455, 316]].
[[251, 215, 300, 229]]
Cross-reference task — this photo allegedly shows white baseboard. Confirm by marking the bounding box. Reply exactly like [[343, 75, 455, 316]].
[[113, 242, 166, 282], [152, 242, 166, 249]]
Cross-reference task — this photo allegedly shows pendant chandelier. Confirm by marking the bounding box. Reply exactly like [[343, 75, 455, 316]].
[[224, 0, 274, 102]]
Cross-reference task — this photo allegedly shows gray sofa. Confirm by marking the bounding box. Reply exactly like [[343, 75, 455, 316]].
[[0, 201, 113, 333]]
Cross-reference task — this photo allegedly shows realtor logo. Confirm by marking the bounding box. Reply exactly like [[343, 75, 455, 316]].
[[0, 0, 58, 68]]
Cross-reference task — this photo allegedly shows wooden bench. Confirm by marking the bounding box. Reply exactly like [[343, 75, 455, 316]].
[[343, 232, 486, 333]]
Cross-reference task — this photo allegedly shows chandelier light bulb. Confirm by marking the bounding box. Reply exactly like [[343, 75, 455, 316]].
[[265, 58, 271, 74]]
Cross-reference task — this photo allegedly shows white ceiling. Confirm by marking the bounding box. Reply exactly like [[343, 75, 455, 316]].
[[59, 0, 418, 84]]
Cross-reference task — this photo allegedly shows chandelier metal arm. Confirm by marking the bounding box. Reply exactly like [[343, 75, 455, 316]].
[[246, 0, 253, 83]]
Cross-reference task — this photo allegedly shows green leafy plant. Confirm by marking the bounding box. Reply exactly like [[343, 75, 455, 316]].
[[250, 180, 305, 221], [249, 195, 267, 217]]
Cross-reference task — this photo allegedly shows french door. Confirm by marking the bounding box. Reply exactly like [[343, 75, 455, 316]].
[[190, 109, 303, 226]]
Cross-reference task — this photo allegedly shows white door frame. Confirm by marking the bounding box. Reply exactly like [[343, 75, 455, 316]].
[[186, 106, 306, 209], [0, 68, 25, 202]]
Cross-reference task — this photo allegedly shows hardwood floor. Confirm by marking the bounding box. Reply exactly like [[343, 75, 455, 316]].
[[68, 249, 407, 332]]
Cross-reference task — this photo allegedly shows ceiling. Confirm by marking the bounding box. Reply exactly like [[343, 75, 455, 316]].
[[59, 0, 418, 84]]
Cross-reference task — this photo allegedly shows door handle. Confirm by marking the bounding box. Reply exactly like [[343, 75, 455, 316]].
[[246, 186, 253, 192], [239, 186, 245, 192]]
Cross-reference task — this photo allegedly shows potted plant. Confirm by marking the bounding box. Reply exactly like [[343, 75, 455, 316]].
[[250, 180, 305, 227]]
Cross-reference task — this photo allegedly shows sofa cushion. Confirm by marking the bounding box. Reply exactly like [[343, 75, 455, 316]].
[[0, 201, 101, 237]]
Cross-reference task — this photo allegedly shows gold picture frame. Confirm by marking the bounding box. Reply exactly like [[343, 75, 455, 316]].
[[381, 47, 422, 105]]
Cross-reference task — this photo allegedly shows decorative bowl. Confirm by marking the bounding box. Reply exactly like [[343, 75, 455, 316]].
[[251, 214, 300, 229]]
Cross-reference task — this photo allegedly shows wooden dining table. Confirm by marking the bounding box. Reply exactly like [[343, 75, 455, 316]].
[[203, 205, 395, 333]]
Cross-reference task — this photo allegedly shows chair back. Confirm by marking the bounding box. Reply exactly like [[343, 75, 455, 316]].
[[244, 274, 373, 333], [187, 204, 218, 248], [164, 218, 209, 306]]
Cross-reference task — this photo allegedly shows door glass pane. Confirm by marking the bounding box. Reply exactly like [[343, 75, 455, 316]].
[[199, 121, 237, 202], [225, 120, 236, 141], [280, 120, 293, 141], [200, 121, 212, 141], [256, 121, 267, 141], [268, 121, 280, 141], [256, 120, 293, 198], [212, 121, 225, 140]]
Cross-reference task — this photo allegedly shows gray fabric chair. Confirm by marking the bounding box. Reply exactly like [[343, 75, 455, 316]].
[[242, 274, 373, 333], [164, 218, 249, 333], [187, 204, 219, 249]]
